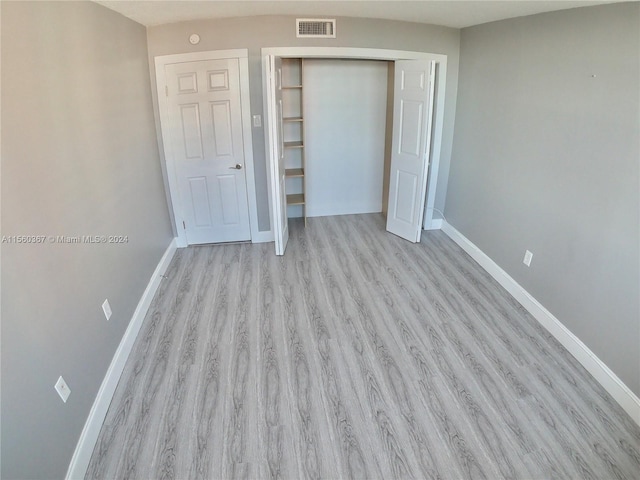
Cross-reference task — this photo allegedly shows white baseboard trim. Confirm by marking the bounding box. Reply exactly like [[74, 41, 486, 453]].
[[65, 239, 178, 480], [176, 236, 187, 248], [424, 218, 443, 230], [441, 221, 640, 426]]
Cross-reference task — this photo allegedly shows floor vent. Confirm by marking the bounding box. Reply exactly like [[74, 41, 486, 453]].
[[296, 19, 336, 38]]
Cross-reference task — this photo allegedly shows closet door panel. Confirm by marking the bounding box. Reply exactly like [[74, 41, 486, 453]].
[[386, 59, 435, 243]]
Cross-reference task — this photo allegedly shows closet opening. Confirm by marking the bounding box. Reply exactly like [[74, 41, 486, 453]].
[[263, 48, 447, 255], [281, 58, 393, 224]]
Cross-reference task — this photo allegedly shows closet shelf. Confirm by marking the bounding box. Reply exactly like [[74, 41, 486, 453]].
[[285, 168, 304, 178], [287, 193, 305, 205], [282, 57, 306, 227]]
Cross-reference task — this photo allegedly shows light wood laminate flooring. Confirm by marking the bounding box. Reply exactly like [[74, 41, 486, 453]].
[[86, 214, 640, 479]]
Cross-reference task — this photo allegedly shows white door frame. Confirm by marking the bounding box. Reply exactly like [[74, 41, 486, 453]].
[[155, 49, 260, 248], [262, 47, 447, 244]]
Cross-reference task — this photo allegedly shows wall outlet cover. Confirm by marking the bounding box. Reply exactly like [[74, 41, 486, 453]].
[[55, 376, 71, 403], [523, 250, 533, 267], [102, 299, 112, 321]]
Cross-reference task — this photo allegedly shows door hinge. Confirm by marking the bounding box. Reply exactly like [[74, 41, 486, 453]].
[[165, 85, 169, 97], [182, 221, 186, 229]]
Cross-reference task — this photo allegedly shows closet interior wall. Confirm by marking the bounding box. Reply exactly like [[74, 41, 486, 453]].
[[282, 58, 392, 220]]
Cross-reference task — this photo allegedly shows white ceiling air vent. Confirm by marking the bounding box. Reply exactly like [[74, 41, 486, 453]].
[[296, 18, 336, 38]]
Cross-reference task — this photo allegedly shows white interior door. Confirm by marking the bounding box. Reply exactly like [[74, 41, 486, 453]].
[[386, 60, 436, 242], [164, 58, 251, 244], [266, 55, 289, 255]]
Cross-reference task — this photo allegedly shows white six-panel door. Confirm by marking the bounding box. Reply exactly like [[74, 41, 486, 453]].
[[164, 58, 251, 244], [386, 60, 436, 243]]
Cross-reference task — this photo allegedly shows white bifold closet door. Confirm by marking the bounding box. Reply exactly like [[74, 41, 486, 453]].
[[266, 55, 289, 255], [386, 59, 436, 243]]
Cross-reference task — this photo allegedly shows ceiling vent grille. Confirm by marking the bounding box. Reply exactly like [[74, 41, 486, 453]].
[[296, 19, 336, 38]]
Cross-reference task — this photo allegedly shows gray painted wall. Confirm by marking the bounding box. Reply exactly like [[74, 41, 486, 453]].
[[146, 15, 460, 232], [446, 3, 640, 395], [1, 2, 173, 478]]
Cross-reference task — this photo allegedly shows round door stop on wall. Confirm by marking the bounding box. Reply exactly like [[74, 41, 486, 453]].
[[189, 34, 200, 45]]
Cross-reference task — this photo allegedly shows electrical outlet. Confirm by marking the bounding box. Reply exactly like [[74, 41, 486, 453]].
[[523, 250, 533, 267], [55, 376, 71, 403], [102, 299, 112, 321], [252, 114, 262, 127]]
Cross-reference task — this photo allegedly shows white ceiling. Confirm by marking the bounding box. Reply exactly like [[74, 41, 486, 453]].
[[94, 0, 622, 29]]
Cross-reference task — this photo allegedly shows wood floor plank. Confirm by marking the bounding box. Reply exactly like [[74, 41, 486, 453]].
[[151, 246, 224, 479], [292, 228, 386, 479], [133, 247, 208, 478], [180, 244, 241, 479], [276, 224, 341, 480], [317, 216, 469, 479], [87, 213, 640, 480], [311, 247, 418, 478], [221, 243, 260, 479], [256, 242, 297, 480], [113, 247, 206, 479]]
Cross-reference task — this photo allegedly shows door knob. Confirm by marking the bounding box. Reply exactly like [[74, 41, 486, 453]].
[[230, 164, 243, 170]]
